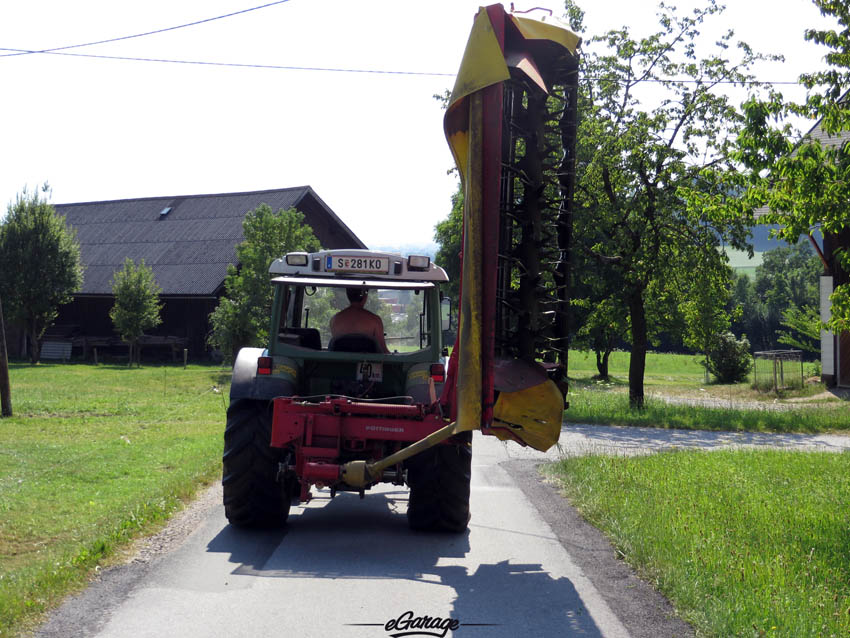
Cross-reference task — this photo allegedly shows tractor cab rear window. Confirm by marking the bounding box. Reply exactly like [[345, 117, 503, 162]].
[[275, 284, 433, 353]]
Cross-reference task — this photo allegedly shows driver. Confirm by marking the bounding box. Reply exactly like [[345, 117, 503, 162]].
[[330, 287, 390, 353]]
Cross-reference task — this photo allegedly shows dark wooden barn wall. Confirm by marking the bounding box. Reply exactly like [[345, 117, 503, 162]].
[[54, 296, 218, 360]]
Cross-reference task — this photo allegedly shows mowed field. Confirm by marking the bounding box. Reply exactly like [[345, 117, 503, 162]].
[[0, 363, 229, 637]]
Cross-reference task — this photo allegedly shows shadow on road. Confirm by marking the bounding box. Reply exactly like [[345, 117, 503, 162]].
[[207, 489, 601, 636]]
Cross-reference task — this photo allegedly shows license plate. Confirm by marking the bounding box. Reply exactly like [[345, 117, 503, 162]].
[[326, 255, 389, 274], [356, 361, 383, 382]]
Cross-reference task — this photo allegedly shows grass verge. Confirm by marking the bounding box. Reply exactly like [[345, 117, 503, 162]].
[[546, 450, 850, 638], [0, 363, 230, 637], [564, 387, 849, 433]]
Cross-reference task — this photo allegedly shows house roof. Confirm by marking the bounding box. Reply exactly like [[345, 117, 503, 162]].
[[754, 94, 850, 219], [56, 186, 366, 296]]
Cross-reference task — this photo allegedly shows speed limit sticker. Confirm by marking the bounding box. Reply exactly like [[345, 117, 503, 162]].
[[356, 361, 383, 382]]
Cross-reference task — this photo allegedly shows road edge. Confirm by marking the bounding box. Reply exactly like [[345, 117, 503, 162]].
[[502, 458, 694, 638]]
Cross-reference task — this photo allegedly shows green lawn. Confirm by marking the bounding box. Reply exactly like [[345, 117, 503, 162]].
[[565, 350, 848, 433], [546, 450, 850, 638], [569, 349, 706, 387], [0, 363, 230, 637]]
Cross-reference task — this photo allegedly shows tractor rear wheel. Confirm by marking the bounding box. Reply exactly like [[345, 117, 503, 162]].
[[405, 433, 472, 532], [222, 399, 290, 527]]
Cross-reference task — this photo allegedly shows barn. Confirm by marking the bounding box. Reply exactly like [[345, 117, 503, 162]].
[[17, 186, 365, 361]]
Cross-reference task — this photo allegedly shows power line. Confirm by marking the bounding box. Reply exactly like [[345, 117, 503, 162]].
[[0, 0, 293, 59], [0, 47, 456, 77], [0, 46, 804, 84]]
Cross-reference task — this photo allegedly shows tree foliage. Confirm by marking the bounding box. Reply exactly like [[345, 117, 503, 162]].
[[433, 186, 463, 303], [679, 251, 739, 381], [208, 205, 320, 361], [0, 186, 82, 364], [730, 1, 850, 335], [109, 258, 162, 367], [777, 305, 821, 355], [731, 240, 821, 350], [571, 296, 627, 380], [571, 0, 770, 407]]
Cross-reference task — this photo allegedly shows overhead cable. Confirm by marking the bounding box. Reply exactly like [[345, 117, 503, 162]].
[[0, 0, 293, 59], [0, 47, 456, 76], [0, 47, 804, 84]]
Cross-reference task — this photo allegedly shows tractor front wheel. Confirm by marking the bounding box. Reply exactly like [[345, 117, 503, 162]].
[[222, 399, 290, 527], [405, 433, 472, 532]]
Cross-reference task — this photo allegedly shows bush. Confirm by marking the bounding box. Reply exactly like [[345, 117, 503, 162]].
[[806, 359, 822, 378], [704, 332, 752, 383]]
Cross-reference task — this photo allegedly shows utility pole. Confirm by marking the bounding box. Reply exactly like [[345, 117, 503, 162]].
[[0, 293, 12, 417]]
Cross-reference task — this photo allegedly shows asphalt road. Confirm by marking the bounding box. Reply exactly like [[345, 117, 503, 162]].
[[39, 424, 849, 638]]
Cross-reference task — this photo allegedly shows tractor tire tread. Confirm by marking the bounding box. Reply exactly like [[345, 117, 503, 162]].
[[222, 398, 290, 528]]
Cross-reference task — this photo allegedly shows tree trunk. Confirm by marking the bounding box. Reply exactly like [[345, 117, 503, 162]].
[[596, 349, 610, 380], [0, 294, 12, 417], [28, 322, 41, 365], [628, 291, 647, 409]]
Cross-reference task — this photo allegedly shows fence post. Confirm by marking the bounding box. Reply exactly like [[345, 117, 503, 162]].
[[183, 348, 188, 369], [773, 357, 778, 393]]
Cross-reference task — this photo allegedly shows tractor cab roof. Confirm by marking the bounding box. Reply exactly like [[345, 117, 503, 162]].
[[269, 249, 448, 284]]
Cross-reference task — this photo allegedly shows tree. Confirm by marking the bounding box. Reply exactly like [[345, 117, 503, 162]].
[[209, 205, 320, 361], [572, 296, 627, 380], [0, 293, 11, 417], [731, 2, 850, 335], [571, 0, 770, 407], [730, 241, 821, 350], [433, 186, 463, 303], [0, 186, 83, 364], [109, 258, 162, 367], [777, 305, 821, 355], [679, 252, 739, 383]]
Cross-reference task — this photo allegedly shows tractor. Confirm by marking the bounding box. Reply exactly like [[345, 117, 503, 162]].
[[222, 4, 580, 532], [224, 249, 473, 530]]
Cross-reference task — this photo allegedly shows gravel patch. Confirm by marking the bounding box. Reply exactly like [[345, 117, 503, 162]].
[[127, 482, 222, 564]]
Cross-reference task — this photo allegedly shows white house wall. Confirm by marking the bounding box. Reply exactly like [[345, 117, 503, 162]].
[[820, 275, 834, 376]]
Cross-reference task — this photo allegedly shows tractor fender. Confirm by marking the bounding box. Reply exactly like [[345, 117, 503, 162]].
[[230, 347, 297, 401], [405, 362, 441, 404]]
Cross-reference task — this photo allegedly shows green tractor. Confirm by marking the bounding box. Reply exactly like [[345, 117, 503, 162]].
[[223, 249, 470, 531]]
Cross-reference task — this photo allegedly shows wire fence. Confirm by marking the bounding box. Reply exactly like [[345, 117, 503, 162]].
[[753, 350, 804, 393]]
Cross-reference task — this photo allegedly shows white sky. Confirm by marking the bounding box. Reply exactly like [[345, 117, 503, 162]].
[[0, 0, 836, 248]]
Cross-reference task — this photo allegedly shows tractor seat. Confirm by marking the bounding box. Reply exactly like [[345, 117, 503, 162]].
[[327, 334, 380, 353], [279, 327, 322, 350]]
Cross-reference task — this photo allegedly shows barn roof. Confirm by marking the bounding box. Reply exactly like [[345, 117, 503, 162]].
[[56, 186, 366, 296]]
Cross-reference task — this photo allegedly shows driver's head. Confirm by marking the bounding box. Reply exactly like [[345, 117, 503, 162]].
[[346, 287, 367, 304]]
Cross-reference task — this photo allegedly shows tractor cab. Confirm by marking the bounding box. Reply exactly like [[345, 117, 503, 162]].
[[265, 250, 450, 401]]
